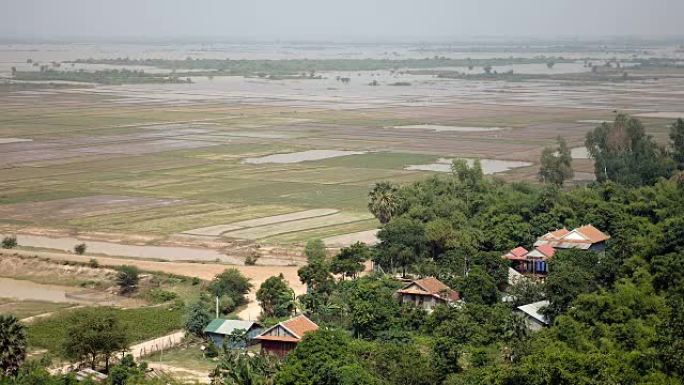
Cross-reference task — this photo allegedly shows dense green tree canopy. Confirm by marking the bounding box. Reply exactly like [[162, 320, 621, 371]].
[[257, 274, 295, 318], [0, 315, 26, 377], [586, 113, 675, 185], [208, 268, 252, 306], [539, 136, 574, 186], [62, 308, 130, 371]]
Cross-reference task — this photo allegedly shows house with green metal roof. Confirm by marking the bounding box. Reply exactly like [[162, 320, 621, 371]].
[[203, 319, 263, 348]]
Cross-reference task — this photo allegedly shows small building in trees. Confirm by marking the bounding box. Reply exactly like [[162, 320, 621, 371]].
[[395, 277, 460, 311], [503, 245, 555, 277], [254, 315, 319, 357], [516, 300, 550, 331], [534, 224, 610, 251], [203, 319, 262, 349]]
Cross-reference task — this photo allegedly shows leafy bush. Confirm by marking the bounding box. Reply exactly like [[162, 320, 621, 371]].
[[147, 289, 179, 304], [1, 235, 17, 249], [73, 243, 86, 255]]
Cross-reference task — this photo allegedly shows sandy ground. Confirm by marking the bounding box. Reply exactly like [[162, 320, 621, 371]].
[[1, 249, 306, 320]]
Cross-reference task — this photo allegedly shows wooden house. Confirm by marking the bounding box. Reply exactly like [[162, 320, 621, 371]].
[[395, 277, 460, 311], [203, 319, 263, 349], [254, 315, 318, 357]]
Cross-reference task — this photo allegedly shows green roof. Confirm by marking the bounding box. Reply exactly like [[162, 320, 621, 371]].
[[203, 319, 260, 335]]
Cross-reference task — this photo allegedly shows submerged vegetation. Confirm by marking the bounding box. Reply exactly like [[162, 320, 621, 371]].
[[12, 69, 192, 85]]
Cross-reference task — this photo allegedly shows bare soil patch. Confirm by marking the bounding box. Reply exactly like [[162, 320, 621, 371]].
[[0, 195, 182, 221]]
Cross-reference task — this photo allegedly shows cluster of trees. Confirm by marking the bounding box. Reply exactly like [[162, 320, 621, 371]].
[[263, 122, 684, 383], [586, 114, 683, 185]]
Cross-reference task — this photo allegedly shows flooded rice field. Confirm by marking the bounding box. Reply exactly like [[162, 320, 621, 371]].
[[406, 158, 532, 174], [393, 125, 507, 132], [243, 150, 366, 164]]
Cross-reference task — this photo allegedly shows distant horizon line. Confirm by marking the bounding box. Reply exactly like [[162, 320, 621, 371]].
[[1, 34, 683, 45]]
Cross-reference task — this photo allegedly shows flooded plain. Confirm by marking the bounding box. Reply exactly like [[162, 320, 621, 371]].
[[406, 158, 532, 174], [243, 150, 366, 164]]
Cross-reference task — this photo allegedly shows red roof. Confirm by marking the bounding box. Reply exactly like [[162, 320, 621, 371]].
[[504, 246, 529, 260], [397, 277, 460, 302], [541, 228, 570, 240], [575, 225, 610, 243], [281, 315, 319, 338], [254, 315, 318, 343], [535, 245, 556, 258]]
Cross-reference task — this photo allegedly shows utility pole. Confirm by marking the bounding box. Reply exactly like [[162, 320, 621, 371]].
[[215, 296, 219, 319]]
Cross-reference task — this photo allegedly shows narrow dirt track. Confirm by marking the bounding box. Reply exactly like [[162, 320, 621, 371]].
[[1, 249, 306, 319]]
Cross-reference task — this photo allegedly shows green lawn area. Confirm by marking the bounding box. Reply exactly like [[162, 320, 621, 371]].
[[27, 305, 184, 356], [0, 299, 76, 320]]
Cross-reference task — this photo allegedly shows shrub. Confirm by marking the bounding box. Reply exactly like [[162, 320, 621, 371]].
[[1, 235, 17, 249], [245, 251, 260, 266], [73, 243, 87, 255], [116, 265, 140, 295], [147, 289, 178, 304]]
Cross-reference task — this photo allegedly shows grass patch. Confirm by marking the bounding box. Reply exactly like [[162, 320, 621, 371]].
[[27, 305, 184, 355]]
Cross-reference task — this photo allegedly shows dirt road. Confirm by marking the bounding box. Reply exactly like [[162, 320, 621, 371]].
[[1, 249, 306, 319]]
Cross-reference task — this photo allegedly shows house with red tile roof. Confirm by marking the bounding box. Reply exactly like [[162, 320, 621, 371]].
[[503, 245, 555, 276], [535, 224, 610, 251], [254, 315, 319, 357], [396, 277, 460, 311]]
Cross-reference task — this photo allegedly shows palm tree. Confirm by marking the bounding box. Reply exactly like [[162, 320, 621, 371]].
[[368, 182, 398, 225], [0, 315, 27, 377]]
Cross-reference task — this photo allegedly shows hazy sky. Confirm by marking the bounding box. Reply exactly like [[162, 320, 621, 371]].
[[3, 0, 684, 40]]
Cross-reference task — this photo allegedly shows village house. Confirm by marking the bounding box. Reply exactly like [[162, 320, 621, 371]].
[[505, 225, 610, 277], [253, 314, 319, 357], [503, 245, 555, 276], [203, 319, 263, 349], [534, 224, 610, 251], [395, 277, 460, 311], [516, 300, 550, 331]]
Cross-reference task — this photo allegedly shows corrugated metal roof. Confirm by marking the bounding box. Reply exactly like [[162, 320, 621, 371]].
[[204, 319, 258, 335], [517, 300, 550, 325]]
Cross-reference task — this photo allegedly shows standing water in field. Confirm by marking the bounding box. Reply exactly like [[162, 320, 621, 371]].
[[406, 158, 532, 174]]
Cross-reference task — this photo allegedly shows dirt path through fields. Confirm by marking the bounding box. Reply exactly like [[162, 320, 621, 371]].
[[1, 249, 306, 319]]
